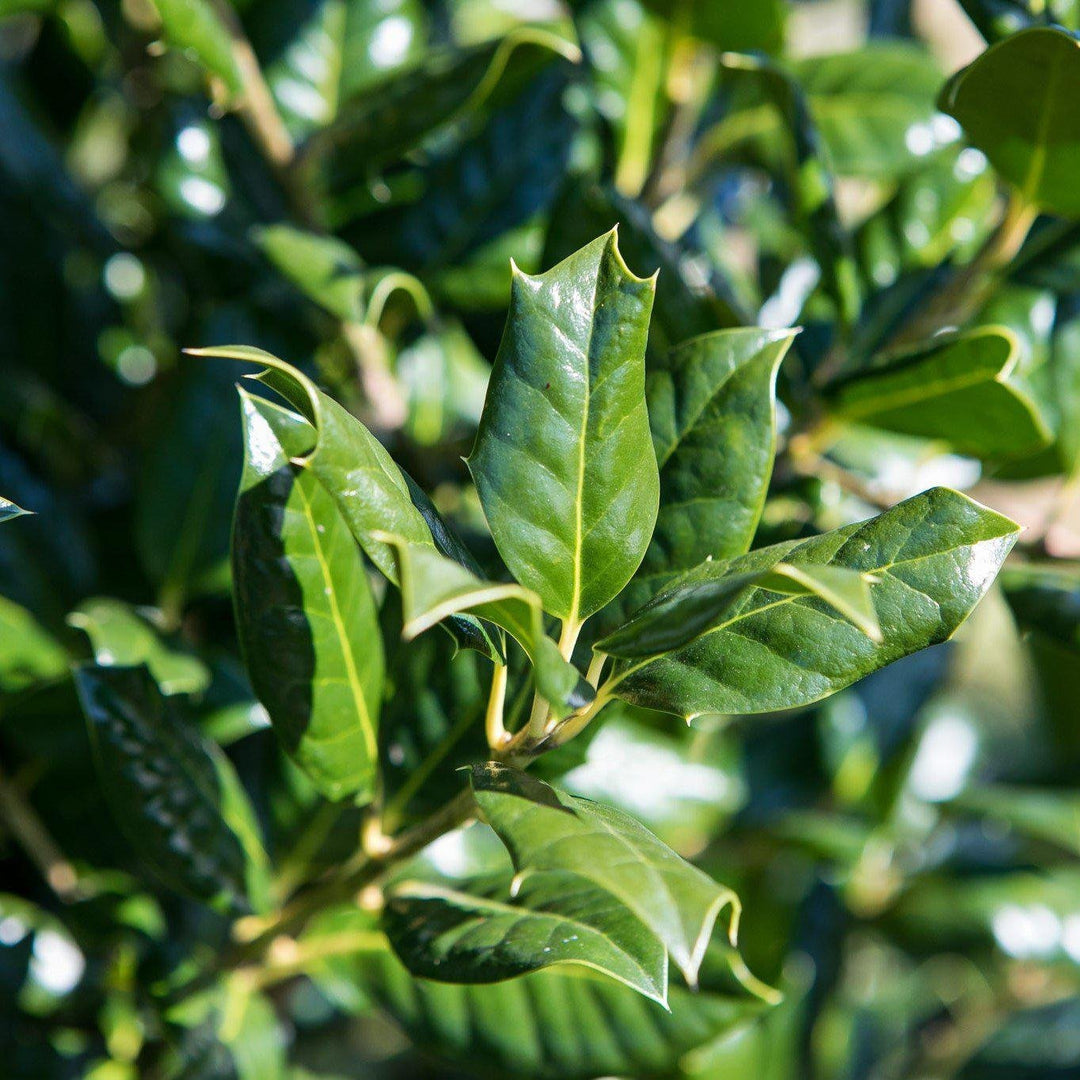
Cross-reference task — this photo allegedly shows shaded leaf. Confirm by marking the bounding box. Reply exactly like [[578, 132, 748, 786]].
[[233, 391, 383, 802], [827, 327, 1051, 459], [150, 0, 243, 96], [607, 487, 1019, 718], [468, 231, 659, 624], [0, 596, 68, 695]]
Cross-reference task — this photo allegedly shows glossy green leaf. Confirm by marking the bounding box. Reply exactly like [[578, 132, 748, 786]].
[[0, 596, 68, 695], [232, 391, 383, 803], [468, 231, 659, 624], [791, 44, 948, 179], [262, 0, 426, 138], [68, 598, 211, 696], [253, 225, 366, 323], [150, 0, 242, 96], [305, 906, 770, 1080], [0, 497, 28, 523], [469, 763, 760, 989], [381, 537, 592, 719], [384, 875, 668, 1005], [186, 345, 497, 659], [940, 26, 1080, 216], [607, 487, 1019, 719], [605, 329, 794, 623], [827, 327, 1051, 459], [74, 663, 268, 913], [598, 561, 880, 660]]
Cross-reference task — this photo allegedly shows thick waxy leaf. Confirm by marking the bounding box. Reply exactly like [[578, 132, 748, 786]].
[[603, 329, 794, 623], [233, 391, 383, 802], [791, 44, 948, 178], [598, 561, 880, 660], [150, 0, 242, 96], [68, 598, 211, 696], [827, 327, 1050, 459], [305, 906, 770, 1080], [253, 225, 366, 322], [304, 28, 579, 215], [468, 231, 659, 624], [544, 183, 744, 355], [0, 597, 68, 695], [382, 537, 592, 718], [384, 876, 667, 1005], [74, 664, 268, 913], [469, 763, 755, 988], [607, 488, 1019, 719], [0, 497, 27, 523], [940, 27, 1080, 216], [186, 346, 497, 659]]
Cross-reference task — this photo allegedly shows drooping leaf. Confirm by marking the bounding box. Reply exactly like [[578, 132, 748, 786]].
[[0, 596, 68, 695], [826, 327, 1051, 459], [384, 875, 668, 1005], [150, 0, 243, 96], [232, 391, 383, 803], [940, 26, 1080, 216], [606, 487, 1019, 719], [382, 537, 592, 719], [604, 329, 794, 624], [68, 598, 211, 696], [469, 763, 759, 988], [303, 28, 580, 217], [186, 345, 498, 660], [598, 561, 880, 660], [73, 663, 268, 913], [468, 231, 659, 625]]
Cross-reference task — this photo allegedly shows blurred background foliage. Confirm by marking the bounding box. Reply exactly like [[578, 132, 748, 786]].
[[4, 0, 1080, 1077]]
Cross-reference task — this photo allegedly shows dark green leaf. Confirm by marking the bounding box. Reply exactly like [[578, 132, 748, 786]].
[[468, 231, 659, 625], [607, 487, 1019, 718], [469, 763, 763, 989], [74, 663, 269, 913], [1002, 561, 1080, 651], [940, 26, 1080, 216], [639, 0, 784, 52], [68, 598, 211, 696], [150, 0, 243, 96], [233, 391, 384, 803], [827, 327, 1051, 459], [384, 875, 668, 1005]]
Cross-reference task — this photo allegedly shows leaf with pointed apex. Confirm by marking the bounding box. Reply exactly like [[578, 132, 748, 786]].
[[605, 328, 795, 627], [0, 497, 28, 523], [74, 663, 269, 913], [150, 0, 242, 96], [384, 875, 668, 1006], [607, 488, 1019, 719], [469, 763, 758, 989], [598, 561, 880, 660], [940, 26, 1080, 216], [827, 327, 1050, 459], [468, 232, 659, 625], [186, 346, 497, 660], [68, 598, 211, 697], [382, 537, 592, 719], [232, 391, 383, 803]]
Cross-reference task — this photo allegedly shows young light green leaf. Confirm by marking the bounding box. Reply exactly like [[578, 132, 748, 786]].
[[597, 561, 880, 660], [149, 0, 243, 97], [469, 763, 762, 990], [233, 391, 383, 803], [827, 327, 1051, 459], [0, 596, 69, 695], [68, 598, 211, 696], [186, 346, 497, 660], [940, 27, 1080, 216], [74, 663, 268, 913], [468, 231, 659, 625], [607, 487, 1020, 719], [380, 536, 592, 719], [384, 876, 668, 1006]]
